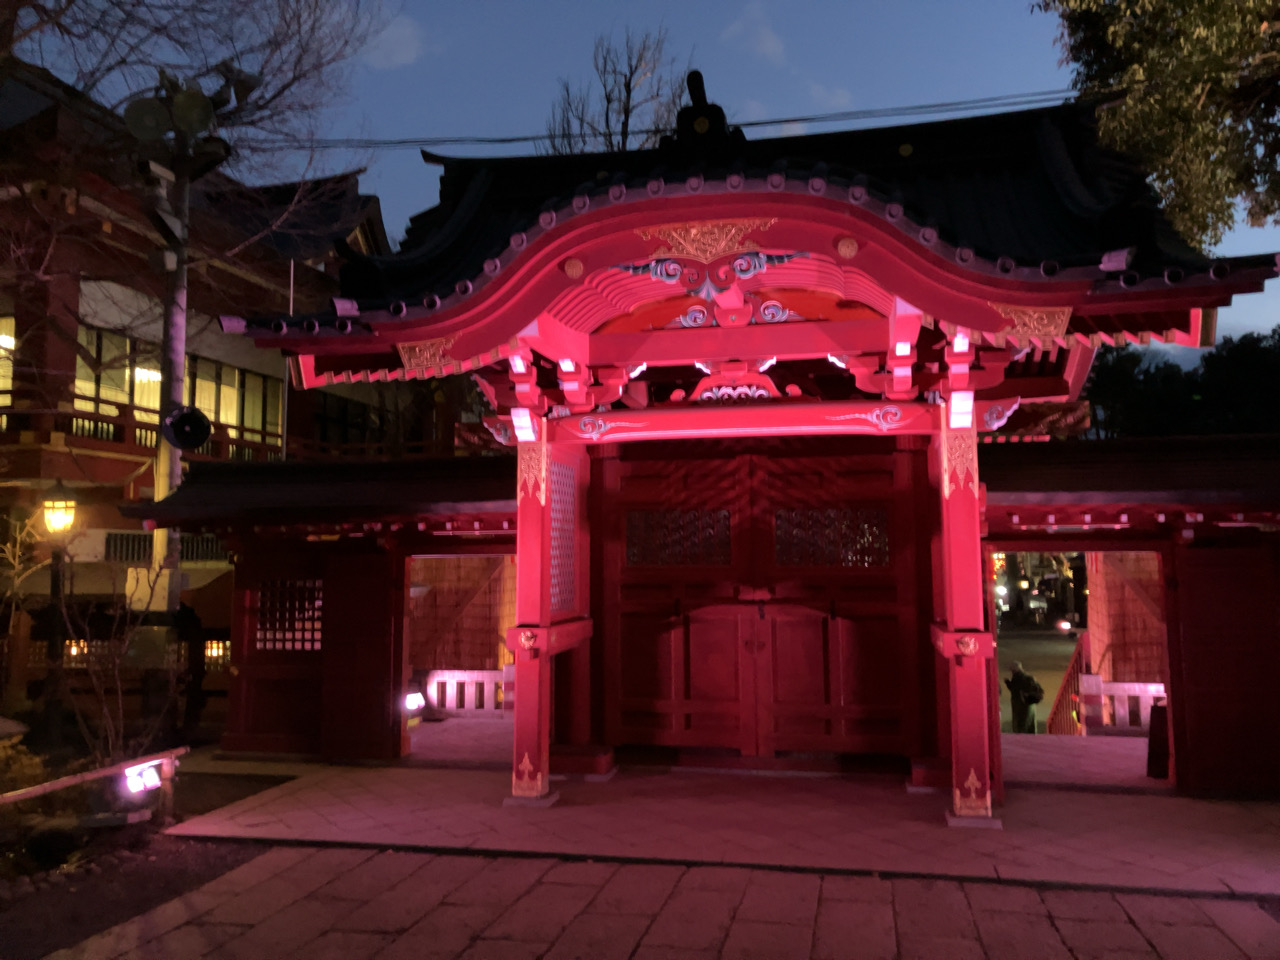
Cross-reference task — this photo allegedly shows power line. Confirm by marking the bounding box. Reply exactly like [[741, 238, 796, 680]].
[[245, 88, 1075, 152]]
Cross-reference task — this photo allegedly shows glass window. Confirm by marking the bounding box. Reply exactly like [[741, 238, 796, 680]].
[[218, 364, 239, 436], [75, 326, 97, 407], [192, 357, 217, 422], [242, 372, 264, 439], [133, 350, 162, 424], [265, 378, 282, 443], [98, 331, 129, 412], [0, 315, 14, 406]]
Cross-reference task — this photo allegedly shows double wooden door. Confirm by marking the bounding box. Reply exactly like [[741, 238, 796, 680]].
[[602, 445, 926, 759]]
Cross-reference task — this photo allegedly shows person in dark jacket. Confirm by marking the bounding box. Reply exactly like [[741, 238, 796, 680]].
[[1005, 661, 1043, 734]]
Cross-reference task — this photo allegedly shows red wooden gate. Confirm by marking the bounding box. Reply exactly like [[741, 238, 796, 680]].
[[601, 441, 927, 759]]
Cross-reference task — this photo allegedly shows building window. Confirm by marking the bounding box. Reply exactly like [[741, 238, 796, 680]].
[[774, 507, 890, 568], [625, 509, 732, 566], [72, 324, 282, 447], [254, 579, 323, 652], [0, 316, 13, 427]]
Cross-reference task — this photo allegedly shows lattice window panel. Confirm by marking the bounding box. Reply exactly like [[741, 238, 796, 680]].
[[255, 579, 323, 651], [774, 508, 890, 568], [625, 509, 732, 566], [549, 460, 576, 612]]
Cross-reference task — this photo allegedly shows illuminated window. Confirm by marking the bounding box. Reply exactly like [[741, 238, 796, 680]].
[[0, 315, 14, 419]]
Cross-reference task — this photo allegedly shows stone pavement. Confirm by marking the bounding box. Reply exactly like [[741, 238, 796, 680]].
[[46, 845, 1280, 960], [166, 757, 1280, 896]]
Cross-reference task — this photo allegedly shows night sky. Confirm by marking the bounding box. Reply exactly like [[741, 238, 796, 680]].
[[334, 0, 1277, 344]]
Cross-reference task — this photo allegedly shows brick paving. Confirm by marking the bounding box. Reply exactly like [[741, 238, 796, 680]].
[[169, 756, 1280, 897], [46, 847, 1280, 960]]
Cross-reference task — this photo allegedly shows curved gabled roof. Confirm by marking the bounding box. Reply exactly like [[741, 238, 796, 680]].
[[338, 101, 1216, 307]]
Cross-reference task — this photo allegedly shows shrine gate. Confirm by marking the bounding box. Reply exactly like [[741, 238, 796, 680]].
[[210, 76, 1274, 821]]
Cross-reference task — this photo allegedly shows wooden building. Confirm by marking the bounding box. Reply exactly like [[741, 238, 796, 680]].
[[163, 78, 1277, 818]]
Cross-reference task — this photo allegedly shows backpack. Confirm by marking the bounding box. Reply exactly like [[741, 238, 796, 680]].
[[1022, 677, 1045, 705]]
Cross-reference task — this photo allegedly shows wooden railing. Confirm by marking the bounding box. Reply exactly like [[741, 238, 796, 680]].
[[1046, 630, 1090, 736], [0, 746, 188, 823], [1, 402, 451, 464], [1079, 674, 1167, 734]]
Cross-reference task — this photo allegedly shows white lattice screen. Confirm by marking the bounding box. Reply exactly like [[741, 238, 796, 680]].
[[549, 459, 576, 613]]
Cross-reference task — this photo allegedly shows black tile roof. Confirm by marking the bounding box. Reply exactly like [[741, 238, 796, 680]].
[[124, 456, 517, 526], [337, 100, 1227, 306]]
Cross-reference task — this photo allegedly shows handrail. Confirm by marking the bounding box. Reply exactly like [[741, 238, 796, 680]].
[[1046, 631, 1089, 735], [0, 745, 189, 822]]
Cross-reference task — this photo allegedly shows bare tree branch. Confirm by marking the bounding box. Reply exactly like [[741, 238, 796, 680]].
[[544, 27, 687, 155]]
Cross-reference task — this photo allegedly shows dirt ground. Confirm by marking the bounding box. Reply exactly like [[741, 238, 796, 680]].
[[0, 773, 289, 960]]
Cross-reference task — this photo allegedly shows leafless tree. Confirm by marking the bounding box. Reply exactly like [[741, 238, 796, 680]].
[[544, 28, 688, 155]]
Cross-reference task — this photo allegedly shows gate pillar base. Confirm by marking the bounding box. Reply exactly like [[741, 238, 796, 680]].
[[503, 791, 561, 809], [945, 810, 1003, 829]]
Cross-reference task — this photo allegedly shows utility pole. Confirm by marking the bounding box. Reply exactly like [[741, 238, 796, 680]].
[[127, 70, 244, 609], [145, 150, 190, 610]]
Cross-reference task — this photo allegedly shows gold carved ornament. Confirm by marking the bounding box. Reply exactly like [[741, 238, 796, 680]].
[[517, 439, 546, 506], [397, 335, 456, 371], [956, 635, 978, 656], [953, 767, 991, 817], [988, 303, 1073, 340], [942, 428, 978, 500], [636, 218, 777, 263], [512, 751, 545, 798]]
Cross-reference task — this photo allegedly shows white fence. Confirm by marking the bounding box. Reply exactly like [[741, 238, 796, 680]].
[[423, 669, 507, 716], [1079, 674, 1166, 733]]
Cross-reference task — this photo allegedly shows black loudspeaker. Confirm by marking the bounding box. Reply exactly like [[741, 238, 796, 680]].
[[162, 406, 212, 450]]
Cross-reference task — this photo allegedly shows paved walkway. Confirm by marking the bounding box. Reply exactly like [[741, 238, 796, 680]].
[[169, 753, 1280, 896], [47, 845, 1280, 960]]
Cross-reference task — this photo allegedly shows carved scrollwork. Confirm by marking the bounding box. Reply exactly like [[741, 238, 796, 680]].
[[943, 429, 978, 500], [989, 302, 1072, 339], [512, 751, 545, 798], [397, 336, 455, 370], [953, 767, 991, 817], [637, 218, 777, 262], [825, 405, 904, 431], [517, 440, 546, 505]]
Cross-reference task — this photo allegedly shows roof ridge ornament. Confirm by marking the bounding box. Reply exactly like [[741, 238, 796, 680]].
[[660, 70, 746, 161]]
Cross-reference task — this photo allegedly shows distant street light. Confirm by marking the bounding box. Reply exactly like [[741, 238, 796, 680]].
[[41, 482, 77, 747]]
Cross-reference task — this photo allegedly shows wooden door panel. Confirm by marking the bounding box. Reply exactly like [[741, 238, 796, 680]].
[[686, 608, 752, 751], [759, 609, 829, 754], [605, 446, 923, 758]]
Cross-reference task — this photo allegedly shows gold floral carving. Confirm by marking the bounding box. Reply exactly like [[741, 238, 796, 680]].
[[512, 751, 545, 798], [989, 303, 1072, 339], [953, 767, 991, 817], [943, 429, 978, 500], [836, 236, 859, 259], [956, 635, 978, 657], [398, 336, 455, 370], [518, 629, 537, 651], [517, 440, 546, 505], [637, 218, 777, 262]]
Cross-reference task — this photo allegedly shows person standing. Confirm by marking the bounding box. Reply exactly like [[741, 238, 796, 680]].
[[1005, 661, 1044, 734]]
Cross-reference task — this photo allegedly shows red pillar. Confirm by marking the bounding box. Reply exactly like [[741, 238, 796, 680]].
[[506, 438, 556, 802], [932, 410, 997, 822]]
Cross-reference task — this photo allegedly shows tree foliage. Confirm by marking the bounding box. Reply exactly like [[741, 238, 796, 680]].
[[544, 28, 686, 155], [1037, 0, 1280, 248], [1085, 325, 1280, 437]]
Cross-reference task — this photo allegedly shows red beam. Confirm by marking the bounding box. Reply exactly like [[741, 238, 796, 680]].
[[586, 320, 890, 367], [544, 400, 942, 443]]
